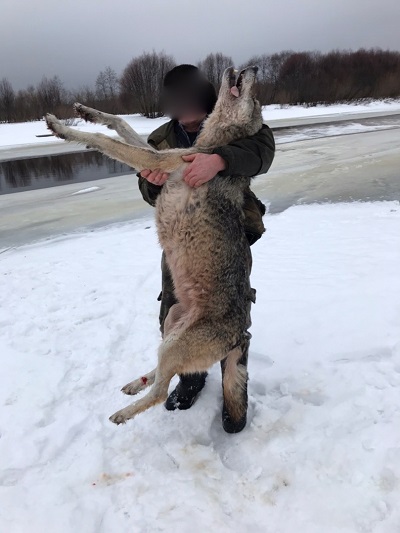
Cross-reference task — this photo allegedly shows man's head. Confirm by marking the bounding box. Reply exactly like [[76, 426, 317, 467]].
[[161, 65, 217, 127]]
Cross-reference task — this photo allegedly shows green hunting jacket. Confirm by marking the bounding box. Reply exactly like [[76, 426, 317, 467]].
[[137, 120, 275, 243]]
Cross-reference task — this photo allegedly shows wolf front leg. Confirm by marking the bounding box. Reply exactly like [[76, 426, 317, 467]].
[[45, 114, 184, 173], [73, 103, 150, 149]]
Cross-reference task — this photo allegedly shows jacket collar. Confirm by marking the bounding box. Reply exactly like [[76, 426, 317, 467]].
[[175, 119, 206, 148]]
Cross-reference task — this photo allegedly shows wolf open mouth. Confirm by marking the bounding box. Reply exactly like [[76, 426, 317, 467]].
[[228, 69, 243, 90], [235, 72, 243, 91], [229, 69, 243, 98]]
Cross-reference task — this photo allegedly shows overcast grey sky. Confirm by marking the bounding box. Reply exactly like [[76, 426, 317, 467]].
[[1, 0, 399, 90]]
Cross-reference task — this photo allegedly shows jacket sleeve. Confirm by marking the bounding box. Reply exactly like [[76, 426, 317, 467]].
[[137, 176, 163, 207], [137, 137, 163, 207], [212, 124, 275, 178]]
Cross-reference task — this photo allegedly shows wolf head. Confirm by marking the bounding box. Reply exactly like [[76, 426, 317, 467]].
[[217, 66, 261, 126], [197, 66, 263, 147], [223, 66, 259, 99]]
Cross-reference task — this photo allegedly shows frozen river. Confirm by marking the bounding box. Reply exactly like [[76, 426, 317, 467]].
[[0, 113, 399, 249]]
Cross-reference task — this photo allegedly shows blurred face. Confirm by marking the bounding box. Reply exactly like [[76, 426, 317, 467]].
[[163, 83, 207, 128], [164, 95, 206, 130], [178, 109, 207, 129]]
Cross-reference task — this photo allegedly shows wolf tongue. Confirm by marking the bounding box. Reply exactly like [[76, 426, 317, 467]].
[[230, 86, 240, 97]]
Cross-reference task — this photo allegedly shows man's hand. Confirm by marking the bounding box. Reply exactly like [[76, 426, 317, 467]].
[[182, 153, 226, 188], [140, 168, 169, 186]]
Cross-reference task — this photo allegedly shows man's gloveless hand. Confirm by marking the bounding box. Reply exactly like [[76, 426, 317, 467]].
[[140, 168, 169, 186], [140, 153, 226, 189], [182, 153, 226, 188]]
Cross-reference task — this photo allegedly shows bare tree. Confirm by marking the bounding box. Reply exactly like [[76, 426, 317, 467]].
[[36, 76, 65, 116], [120, 51, 176, 117], [96, 66, 119, 100], [198, 52, 233, 90], [96, 71, 108, 101], [0, 78, 16, 122], [266, 52, 292, 103], [13, 85, 38, 121], [72, 85, 97, 108], [240, 54, 272, 82], [2, 48, 400, 123], [239, 54, 274, 104], [239, 52, 292, 104]]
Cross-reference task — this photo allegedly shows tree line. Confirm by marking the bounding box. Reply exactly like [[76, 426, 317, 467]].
[[1, 48, 400, 123]]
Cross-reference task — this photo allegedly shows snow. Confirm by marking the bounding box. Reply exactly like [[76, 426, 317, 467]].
[[71, 186, 101, 195], [1, 99, 400, 149], [1, 201, 400, 532], [262, 99, 400, 121], [277, 121, 399, 144]]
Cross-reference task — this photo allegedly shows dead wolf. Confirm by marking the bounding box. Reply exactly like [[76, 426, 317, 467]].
[[46, 66, 263, 429]]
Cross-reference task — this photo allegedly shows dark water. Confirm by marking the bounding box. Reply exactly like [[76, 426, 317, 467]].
[[0, 151, 135, 195]]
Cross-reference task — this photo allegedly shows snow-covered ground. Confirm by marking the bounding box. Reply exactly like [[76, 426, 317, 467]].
[[277, 120, 400, 144], [1, 202, 400, 532], [1, 99, 400, 149]]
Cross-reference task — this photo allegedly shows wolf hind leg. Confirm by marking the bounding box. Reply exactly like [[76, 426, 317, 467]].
[[109, 319, 235, 425], [73, 102, 150, 149], [121, 368, 156, 396], [120, 304, 186, 399], [109, 354, 177, 425], [221, 337, 249, 433], [110, 380, 171, 424]]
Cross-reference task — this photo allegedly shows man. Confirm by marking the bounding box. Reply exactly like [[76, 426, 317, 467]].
[[138, 64, 275, 433]]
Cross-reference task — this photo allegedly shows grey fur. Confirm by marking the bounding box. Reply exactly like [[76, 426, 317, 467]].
[[45, 66, 263, 426]]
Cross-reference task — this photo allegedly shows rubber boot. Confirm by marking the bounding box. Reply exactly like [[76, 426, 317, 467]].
[[165, 372, 208, 411]]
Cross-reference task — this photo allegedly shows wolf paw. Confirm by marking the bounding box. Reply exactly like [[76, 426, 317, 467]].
[[121, 383, 141, 396], [45, 114, 67, 139], [74, 102, 98, 123], [121, 377, 149, 396], [109, 410, 128, 425], [74, 102, 112, 128]]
